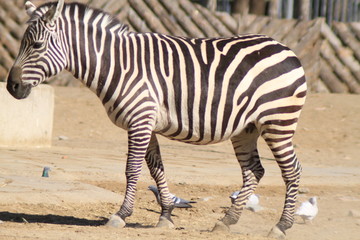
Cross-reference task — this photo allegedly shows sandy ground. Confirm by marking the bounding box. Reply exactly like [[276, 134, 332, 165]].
[[0, 86, 360, 240]]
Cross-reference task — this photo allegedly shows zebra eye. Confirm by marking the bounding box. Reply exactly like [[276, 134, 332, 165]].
[[33, 42, 43, 49]]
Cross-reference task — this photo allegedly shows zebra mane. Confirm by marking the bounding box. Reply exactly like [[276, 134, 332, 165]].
[[26, 1, 129, 33]]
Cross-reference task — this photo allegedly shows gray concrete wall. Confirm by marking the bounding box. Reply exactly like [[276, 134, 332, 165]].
[[0, 83, 54, 147]]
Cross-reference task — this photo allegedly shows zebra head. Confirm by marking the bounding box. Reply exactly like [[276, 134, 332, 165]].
[[7, 0, 66, 99]]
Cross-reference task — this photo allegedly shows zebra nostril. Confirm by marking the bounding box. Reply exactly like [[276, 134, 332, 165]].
[[13, 83, 20, 91]]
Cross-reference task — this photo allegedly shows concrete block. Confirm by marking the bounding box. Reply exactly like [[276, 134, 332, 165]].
[[0, 82, 54, 147]]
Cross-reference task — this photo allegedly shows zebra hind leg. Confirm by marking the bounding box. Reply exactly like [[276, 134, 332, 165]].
[[146, 133, 175, 228], [213, 124, 264, 232], [262, 123, 302, 239]]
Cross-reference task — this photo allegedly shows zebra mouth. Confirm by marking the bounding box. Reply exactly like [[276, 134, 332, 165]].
[[6, 81, 32, 100], [6, 65, 33, 100]]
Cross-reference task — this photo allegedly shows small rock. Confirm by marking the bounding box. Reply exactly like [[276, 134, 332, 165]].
[[0, 220, 4, 224], [176, 182, 187, 186], [339, 196, 360, 202], [58, 135, 69, 140], [348, 210, 360, 218], [299, 188, 310, 194], [200, 196, 213, 202]]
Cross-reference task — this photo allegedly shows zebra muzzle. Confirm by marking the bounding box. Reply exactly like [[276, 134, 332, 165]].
[[6, 66, 31, 99]]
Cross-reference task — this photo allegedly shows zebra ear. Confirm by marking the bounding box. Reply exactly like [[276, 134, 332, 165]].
[[25, 1, 36, 17], [44, 0, 64, 25]]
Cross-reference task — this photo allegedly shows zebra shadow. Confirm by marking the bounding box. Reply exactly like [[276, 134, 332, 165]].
[[0, 211, 152, 228], [0, 211, 105, 226]]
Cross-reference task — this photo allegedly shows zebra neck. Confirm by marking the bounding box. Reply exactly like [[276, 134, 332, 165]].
[[61, 4, 129, 99]]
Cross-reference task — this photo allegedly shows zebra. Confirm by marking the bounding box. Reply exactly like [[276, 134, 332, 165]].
[[6, 0, 307, 238]]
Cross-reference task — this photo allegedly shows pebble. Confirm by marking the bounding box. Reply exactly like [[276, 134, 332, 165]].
[[348, 210, 360, 218], [58, 135, 69, 140], [339, 196, 360, 202], [299, 188, 310, 194], [200, 196, 213, 202]]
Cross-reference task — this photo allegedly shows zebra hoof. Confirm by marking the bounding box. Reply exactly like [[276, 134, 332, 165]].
[[211, 221, 230, 232], [267, 226, 286, 239], [156, 216, 174, 229], [105, 214, 126, 228]]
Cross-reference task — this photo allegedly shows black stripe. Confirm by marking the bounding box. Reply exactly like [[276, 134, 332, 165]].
[[77, 5, 87, 81], [69, 5, 80, 79], [96, 22, 114, 96]]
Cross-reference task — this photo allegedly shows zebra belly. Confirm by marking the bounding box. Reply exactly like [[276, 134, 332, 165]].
[[156, 130, 232, 145], [153, 110, 247, 145]]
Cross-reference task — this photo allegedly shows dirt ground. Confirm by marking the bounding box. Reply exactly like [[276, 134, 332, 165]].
[[0, 86, 359, 240]]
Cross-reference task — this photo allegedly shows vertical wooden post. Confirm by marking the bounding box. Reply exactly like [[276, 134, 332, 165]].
[[327, 0, 333, 26], [207, 0, 217, 11], [320, 0, 327, 17], [249, 0, 266, 15], [269, 0, 280, 18], [352, 0, 359, 21], [312, 0, 319, 18], [286, 0, 294, 19], [232, 0, 250, 15], [301, 0, 311, 20], [340, 0, 347, 22], [334, 0, 341, 21]]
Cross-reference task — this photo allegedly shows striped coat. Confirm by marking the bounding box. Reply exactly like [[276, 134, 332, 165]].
[[7, 1, 306, 237]]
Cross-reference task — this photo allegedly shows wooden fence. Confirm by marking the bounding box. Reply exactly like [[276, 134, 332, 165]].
[[199, 0, 360, 24], [0, 0, 359, 93], [307, 0, 360, 23]]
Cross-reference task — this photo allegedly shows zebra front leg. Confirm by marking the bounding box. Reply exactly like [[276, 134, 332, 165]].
[[213, 128, 264, 232], [106, 127, 153, 228], [145, 133, 175, 228]]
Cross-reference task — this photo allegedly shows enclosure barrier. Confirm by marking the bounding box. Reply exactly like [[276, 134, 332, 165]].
[[0, 83, 54, 147]]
